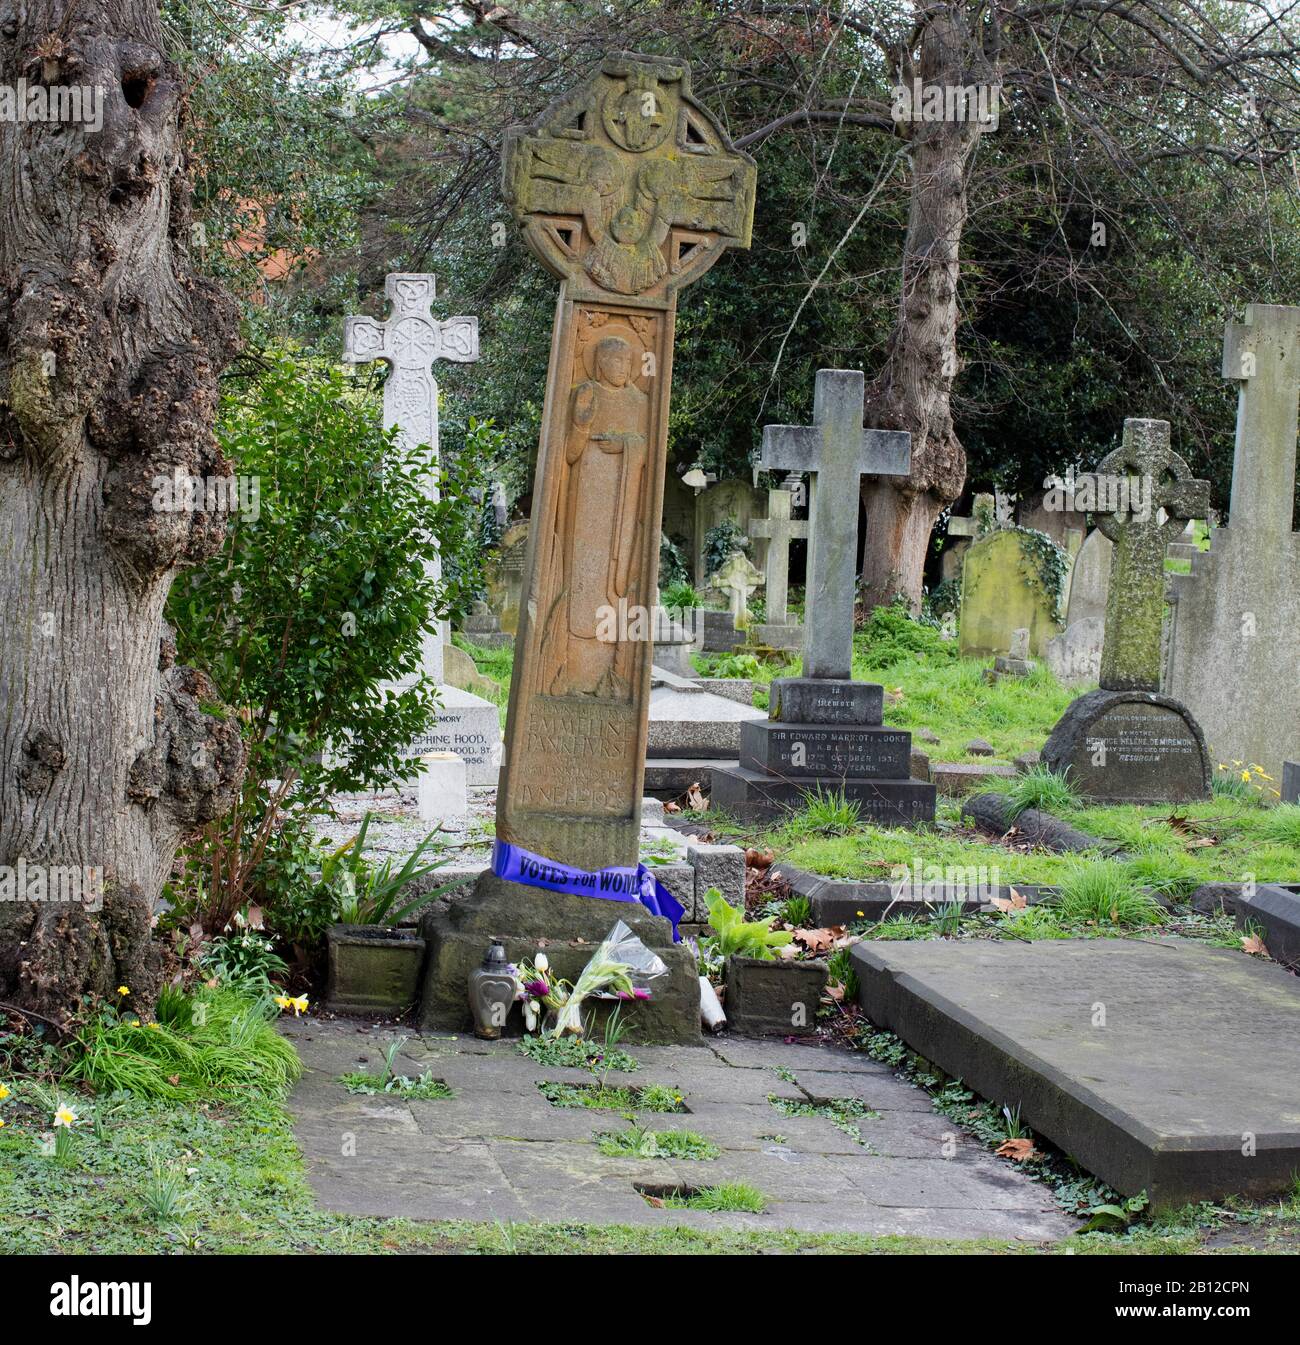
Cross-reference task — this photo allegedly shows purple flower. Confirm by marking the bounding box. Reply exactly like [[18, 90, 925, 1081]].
[[525, 979, 549, 998], [633, 988, 652, 1000]]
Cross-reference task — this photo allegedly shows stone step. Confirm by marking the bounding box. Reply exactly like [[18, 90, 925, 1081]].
[[738, 719, 912, 779], [709, 764, 935, 828]]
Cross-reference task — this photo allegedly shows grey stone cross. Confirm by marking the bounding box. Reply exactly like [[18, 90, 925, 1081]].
[[761, 369, 911, 678], [343, 272, 479, 685], [748, 488, 808, 624], [1076, 419, 1209, 692]]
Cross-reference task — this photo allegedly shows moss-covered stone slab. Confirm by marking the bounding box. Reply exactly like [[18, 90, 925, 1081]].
[[853, 937, 1300, 1208]]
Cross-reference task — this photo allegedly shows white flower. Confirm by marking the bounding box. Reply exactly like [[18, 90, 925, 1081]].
[[524, 1000, 539, 1032], [53, 1102, 78, 1128], [535, 953, 549, 974]]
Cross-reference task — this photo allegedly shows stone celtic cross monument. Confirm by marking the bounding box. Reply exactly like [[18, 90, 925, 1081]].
[[1043, 419, 1213, 802], [1167, 304, 1300, 785], [420, 55, 755, 1041], [343, 273, 501, 785], [711, 369, 935, 826], [495, 52, 756, 870]]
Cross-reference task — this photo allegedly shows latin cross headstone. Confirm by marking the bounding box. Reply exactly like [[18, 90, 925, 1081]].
[[710, 550, 762, 629], [343, 272, 479, 686], [748, 488, 807, 625], [1166, 304, 1300, 783], [759, 369, 910, 680], [494, 53, 756, 870], [1074, 418, 1208, 692]]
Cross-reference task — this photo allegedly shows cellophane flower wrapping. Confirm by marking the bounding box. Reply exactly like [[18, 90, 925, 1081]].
[[552, 921, 669, 1036]]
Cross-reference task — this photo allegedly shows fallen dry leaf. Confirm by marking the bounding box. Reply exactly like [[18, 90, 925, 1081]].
[[793, 926, 840, 954], [644, 1195, 665, 1208], [685, 783, 708, 811], [824, 984, 845, 1002], [167, 1075, 181, 1086], [1166, 811, 1192, 832], [996, 1137, 1038, 1161], [664, 801, 681, 814], [745, 847, 774, 870], [990, 887, 1028, 913], [1185, 836, 1217, 849], [1241, 934, 1269, 956]]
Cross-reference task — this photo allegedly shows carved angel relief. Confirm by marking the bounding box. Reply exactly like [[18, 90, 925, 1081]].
[[503, 55, 757, 301]]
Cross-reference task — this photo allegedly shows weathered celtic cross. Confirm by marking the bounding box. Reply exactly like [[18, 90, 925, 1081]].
[[343, 273, 479, 685], [1078, 418, 1208, 692], [749, 488, 808, 625], [760, 369, 911, 680], [498, 54, 756, 868]]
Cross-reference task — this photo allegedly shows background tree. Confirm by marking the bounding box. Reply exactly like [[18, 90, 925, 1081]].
[[310, 0, 1300, 604], [0, 0, 245, 1018]]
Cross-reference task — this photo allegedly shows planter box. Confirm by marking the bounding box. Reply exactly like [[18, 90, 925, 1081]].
[[725, 955, 828, 1037], [325, 924, 426, 1016]]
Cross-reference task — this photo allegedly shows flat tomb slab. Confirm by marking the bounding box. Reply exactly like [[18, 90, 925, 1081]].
[[852, 937, 1300, 1208]]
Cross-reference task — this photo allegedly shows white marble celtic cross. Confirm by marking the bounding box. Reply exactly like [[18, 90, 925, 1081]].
[[343, 273, 480, 684]]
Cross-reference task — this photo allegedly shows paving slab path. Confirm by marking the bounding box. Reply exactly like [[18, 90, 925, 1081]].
[[282, 1020, 1076, 1242]]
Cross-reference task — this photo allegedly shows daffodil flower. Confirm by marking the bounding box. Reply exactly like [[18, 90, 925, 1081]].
[[116, 985, 130, 997], [288, 994, 308, 1016], [53, 1103, 78, 1128], [147, 1022, 161, 1031], [0, 1083, 10, 1102]]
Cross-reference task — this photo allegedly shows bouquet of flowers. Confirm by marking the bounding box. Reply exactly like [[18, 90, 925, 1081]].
[[516, 922, 668, 1038]]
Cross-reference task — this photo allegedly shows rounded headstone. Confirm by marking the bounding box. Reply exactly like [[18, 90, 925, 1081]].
[[1041, 689, 1211, 803]]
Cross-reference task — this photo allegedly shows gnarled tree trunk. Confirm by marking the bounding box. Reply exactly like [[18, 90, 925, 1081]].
[[861, 2, 996, 611], [0, 0, 244, 1020]]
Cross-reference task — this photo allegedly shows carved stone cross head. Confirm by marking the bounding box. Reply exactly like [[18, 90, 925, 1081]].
[[1088, 419, 1208, 549], [502, 53, 757, 303]]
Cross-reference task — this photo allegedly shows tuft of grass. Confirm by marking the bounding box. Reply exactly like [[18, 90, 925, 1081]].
[[795, 786, 862, 837], [538, 1080, 686, 1113], [780, 894, 813, 927], [141, 1154, 191, 1225], [990, 765, 1081, 819], [517, 1033, 638, 1074], [1054, 860, 1165, 927], [595, 1120, 719, 1161], [659, 1182, 768, 1213], [64, 988, 301, 1105], [338, 1069, 453, 1100], [1258, 804, 1300, 847]]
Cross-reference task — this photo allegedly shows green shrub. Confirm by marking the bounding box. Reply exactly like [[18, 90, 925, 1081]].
[[166, 353, 495, 933], [198, 921, 287, 992], [797, 786, 862, 836], [856, 598, 959, 670], [702, 520, 748, 576], [64, 988, 301, 1104]]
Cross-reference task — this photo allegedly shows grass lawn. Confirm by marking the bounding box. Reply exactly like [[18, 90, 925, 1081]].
[[2, 1087, 1297, 1254]]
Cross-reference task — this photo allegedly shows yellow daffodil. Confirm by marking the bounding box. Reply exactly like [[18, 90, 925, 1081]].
[[146, 1022, 161, 1031], [53, 1103, 78, 1128], [0, 1083, 10, 1101], [274, 995, 290, 1011], [288, 994, 308, 1016], [1241, 770, 1251, 782], [129, 1019, 141, 1027], [116, 985, 129, 997], [0, 1117, 6, 1128]]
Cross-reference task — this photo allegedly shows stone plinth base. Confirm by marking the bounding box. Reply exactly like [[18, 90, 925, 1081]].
[[709, 765, 935, 827], [418, 872, 701, 1043]]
